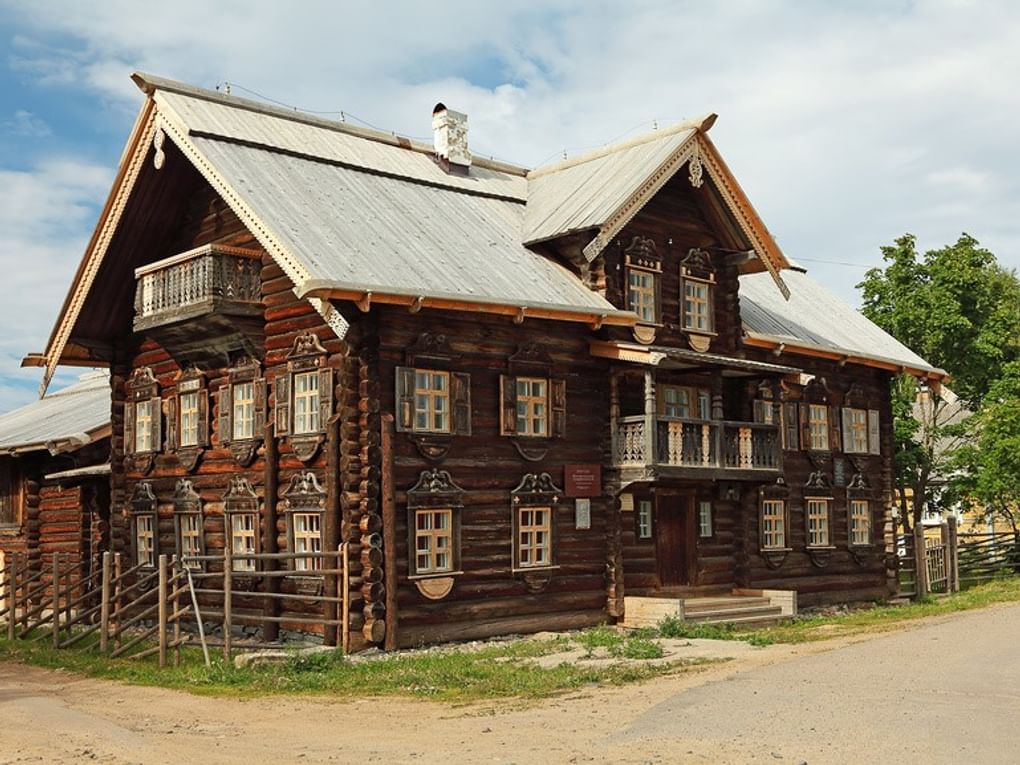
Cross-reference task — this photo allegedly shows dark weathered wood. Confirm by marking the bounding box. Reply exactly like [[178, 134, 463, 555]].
[[381, 414, 398, 651]]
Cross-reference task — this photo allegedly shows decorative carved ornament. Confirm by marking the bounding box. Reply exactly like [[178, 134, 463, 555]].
[[688, 142, 704, 188], [409, 435, 452, 462], [623, 236, 662, 272], [807, 548, 833, 568], [130, 481, 157, 513], [416, 577, 455, 600], [405, 332, 456, 365], [508, 343, 553, 372], [680, 247, 713, 277], [173, 478, 201, 511], [153, 127, 166, 170], [283, 471, 326, 510], [287, 332, 328, 360], [224, 476, 259, 511], [805, 470, 831, 491], [280, 334, 332, 463], [759, 478, 790, 570], [511, 472, 563, 506], [407, 469, 465, 508]]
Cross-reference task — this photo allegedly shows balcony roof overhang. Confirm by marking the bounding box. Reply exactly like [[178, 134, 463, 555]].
[[591, 339, 802, 378]]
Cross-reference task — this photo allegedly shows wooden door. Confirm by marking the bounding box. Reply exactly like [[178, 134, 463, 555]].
[[655, 492, 696, 587]]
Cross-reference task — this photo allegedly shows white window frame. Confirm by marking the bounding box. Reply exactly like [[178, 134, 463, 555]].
[[178, 391, 200, 447], [850, 499, 871, 546], [637, 499, 653, 540], [806, 498, 831, 547], [177, 513, 203, 566], [414, 508, 454, 575], [135, 399, 154, 453], [230, 513, 258, 572], [698, 500, 713, 538], [135, 514, 156, 568], [627, 268, 657, 323], [292, 511, 323, 572], [682, 276, 713, 333], [232, 381, 256, 441], [292, 371, 321, 435], [761, 499, 786, 550], [808, 404, 829, 451], [413, 369, 451, 434], [515, 377, 548, 436], [516, 506, 552, 569]]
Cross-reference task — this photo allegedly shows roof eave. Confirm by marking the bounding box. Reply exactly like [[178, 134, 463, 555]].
[[298, 281, 636, 328], [742, 331, 949, 381], [0, 422, 112, 457]]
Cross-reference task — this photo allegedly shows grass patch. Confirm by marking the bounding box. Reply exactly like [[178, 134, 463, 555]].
[[0, 632, 693, 703]]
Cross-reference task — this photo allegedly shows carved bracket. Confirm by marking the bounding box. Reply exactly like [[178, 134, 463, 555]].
[[176, 446, 203, 472], [850, 547, 873, 566], [807, 548, 834, 568], [126, 453, 155, 475], [291, 434, 324, 463], [511, 439, 549, 462], [761, 549, 789, 570], [521, 571, 553, 594], [407, 434, 452, 463]]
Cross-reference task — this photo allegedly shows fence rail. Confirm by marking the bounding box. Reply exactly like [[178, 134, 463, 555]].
[[957, 532, 1019, 588], [0, 543, 352, 668]]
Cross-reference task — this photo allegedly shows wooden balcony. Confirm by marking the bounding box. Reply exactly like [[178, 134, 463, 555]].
[[613, 416, 781, 480], [133, 244, 264, 365]]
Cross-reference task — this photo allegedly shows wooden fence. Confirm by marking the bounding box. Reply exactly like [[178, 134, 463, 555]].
[[957, 532, 1020, 588], [897, 517, 961, 599], [0, 543, 351, 668]]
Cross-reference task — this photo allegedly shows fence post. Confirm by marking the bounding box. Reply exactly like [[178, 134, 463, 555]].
[[172, 557, 182, 667], [0, 550, 5, 620], [158, 554, 168, 669], [8, 555, 17, 641], [223, 541, 233, 661], [99, 552, 111, 653], [63, 554, 72, 636], [52, 553, 60, 648], [341, 542, 350, 654], [113, 553, 122, 650], [913, 523, 929, 598], [947, 515, 960, 592]]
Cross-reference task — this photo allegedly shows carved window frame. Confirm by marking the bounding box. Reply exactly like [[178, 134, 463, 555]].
[[124, 367, 162, 474], [130, 481, 158, 570], [680, 248, 717, 352], [623, 236, 662, 327], [275, 334, 334, 464], [841, 406, 881, 455], [499, 344, 566, 462], [282, 471, 326, 575], [0, 460, 24, 529], [406, 468, 465, 581], [848, 498, 872, 547], [167, 367, 209, 472], [218, 357, 266, 468], [510, 473, 562, 575], [799, 377, 840, 454], [172, 478, 205, 569], [805, 496, 834, 549], [223, 477, 261, 574]]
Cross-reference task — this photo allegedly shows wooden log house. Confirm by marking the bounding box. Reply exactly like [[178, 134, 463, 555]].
[[24, 73, 946, 648], [0, 372, 111, 596]]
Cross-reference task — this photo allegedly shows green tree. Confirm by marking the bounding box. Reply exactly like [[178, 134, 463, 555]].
[[857, 233, 1020, 528]]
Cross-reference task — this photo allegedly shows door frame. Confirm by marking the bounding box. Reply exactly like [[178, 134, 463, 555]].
[[654, 489, 697, 587]]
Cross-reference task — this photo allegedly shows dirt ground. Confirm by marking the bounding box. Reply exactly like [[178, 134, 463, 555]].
[[2, 604, 1019, 764]]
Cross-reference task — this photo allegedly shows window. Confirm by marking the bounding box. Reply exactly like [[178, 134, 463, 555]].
[[292, 512, 322, 572], [807, 499, 831, 547], [627, 269, 657, 323], [660, 386, 711, 419], [231, 381, 255, 440], [637, 499, 653, 540], [0, 462, 22, 527], [850, 500, 871, 546], [761, 499, 786, 550], [698, 501, 713, 538], [682, 278, 713, 333], [516, 507, 552, 568], [293, 371, 320, 435], [170, 369, 208, 459], [414, 509, 454, 574], [125, 367, 161, 458], [274, 334, 334, 462], [136, 515, 156, 568], [177, 514, 202, 563], [500, 374, 565, 439], [177, 392, 199, 447], [396, 367, 471, 436], [230, 513, 258, 572], [808, 404, 829, 451], [841, 408, 881, 455], [516, 378, 548, 436], [224, 476, 260, 573], [414, 370, 450, 433]]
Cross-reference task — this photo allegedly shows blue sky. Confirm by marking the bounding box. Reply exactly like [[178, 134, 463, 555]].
[[1, 0, 1018, 412]]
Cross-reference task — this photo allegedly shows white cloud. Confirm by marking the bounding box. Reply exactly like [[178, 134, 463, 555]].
[[3, 109, 51, 137]]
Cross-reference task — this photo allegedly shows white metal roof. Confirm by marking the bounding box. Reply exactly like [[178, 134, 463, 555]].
[[739, 269, 946, 377], [0, 372, 110, 453], [523, 126, 697, 245]]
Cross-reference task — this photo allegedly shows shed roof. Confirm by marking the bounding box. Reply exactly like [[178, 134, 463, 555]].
[[739, 269, 947, 379], [0, 372, 110, 453]]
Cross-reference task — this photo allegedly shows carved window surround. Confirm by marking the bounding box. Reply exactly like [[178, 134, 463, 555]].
[[406, 468, 465, 599], [124, 367, 161, 475], [224, 476, 261, 576], [130, 481, 158, 570], [499, 344, 566, 462], [847, 472, 877, 565], [172, 478, 205, 569], [218, 357, 266, 467], [275, 334, 334, 463], [396, 333, 470, 462], [168, 367, 209, 472], [510, 473, 562, 590], [282, 471, 326, 577], [680, 248, 717, 353], [622, 236, 662, 345]]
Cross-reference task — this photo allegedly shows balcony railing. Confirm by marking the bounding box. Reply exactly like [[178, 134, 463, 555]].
[[614, 416, 780, 474], [133, 244, 262, 330]]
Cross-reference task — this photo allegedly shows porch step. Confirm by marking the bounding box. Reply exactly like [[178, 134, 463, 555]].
[[683, 596, 772, 613], [622, 590, 796, 629], [684, 604, 785, 625]]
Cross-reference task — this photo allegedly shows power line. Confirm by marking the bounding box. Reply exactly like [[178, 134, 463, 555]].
[[796, 257, 873, 269]]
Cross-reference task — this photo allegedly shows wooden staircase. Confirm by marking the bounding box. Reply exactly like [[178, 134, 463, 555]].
[[623, 589, 796, 629]]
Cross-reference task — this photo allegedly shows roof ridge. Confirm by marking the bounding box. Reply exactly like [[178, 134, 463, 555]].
[[133, 72, 529, 177], [527, 113, 716, 180]]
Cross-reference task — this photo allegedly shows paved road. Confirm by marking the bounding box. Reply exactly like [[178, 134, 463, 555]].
[[1, 604, 1019, 764], [610, 603, 1020, 763]]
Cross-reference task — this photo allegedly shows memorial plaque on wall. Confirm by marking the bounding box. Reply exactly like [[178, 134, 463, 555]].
[[833, 457, 846, 487], [565, 464, 601, 497]]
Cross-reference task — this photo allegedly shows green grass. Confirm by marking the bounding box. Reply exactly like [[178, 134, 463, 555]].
[[0, 631, 697, 703]]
